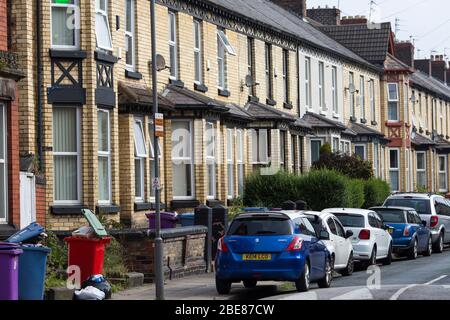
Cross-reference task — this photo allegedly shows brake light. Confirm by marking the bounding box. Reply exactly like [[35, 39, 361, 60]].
[[403, 226, 411, 237], [359, 229, 371, 240], [430, 216, 439, 228], [286, 236, 304, 251], [217, 237, 229, 252]]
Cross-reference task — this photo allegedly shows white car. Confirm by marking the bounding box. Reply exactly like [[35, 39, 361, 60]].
[[304, 211, 354, 276], [322, 208, 393, 268]]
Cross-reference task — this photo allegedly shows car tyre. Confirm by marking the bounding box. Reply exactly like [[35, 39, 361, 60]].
[[382, 243, 393, 265], [363, 247, 377, 269], [407, 238, 418, 260], [216, 277, 231, 295], [423, 236, 432, 257], [340, 252, 354, 276], [295, 261, 310, 292], [243, 280, 257, 289], [317, 257, 332, 289], [433, 232, 444, 254]]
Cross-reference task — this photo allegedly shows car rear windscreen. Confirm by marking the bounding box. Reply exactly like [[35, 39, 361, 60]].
[[374, 210, 406, 223], [384, 199, 431, 215], [333, 213, 365, 228], [228, 217, 293, 236]]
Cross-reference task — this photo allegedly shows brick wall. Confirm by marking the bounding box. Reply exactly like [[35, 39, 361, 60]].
[[0, 0, 7, 51]]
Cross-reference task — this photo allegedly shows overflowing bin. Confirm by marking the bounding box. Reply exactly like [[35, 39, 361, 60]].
[[146, 212, 178, 229], [0, 242, 22, 300], [178, 212, 195, 227]]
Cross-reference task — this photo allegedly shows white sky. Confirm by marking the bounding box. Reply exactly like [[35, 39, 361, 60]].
[[308, 0, 450, 60]]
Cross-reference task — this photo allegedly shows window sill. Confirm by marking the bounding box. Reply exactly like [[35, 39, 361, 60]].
[[283, 102, 293, 110], [50, 205, 86, 216], [171, 199, 200, 209], [170, 79, 185, 88], [360, 118, 367, 124], [350, 116, 357, 122], [95, 51, 118, 64], [96, 204, 121, 215], [194, 83, 208, 93], [125, 70, 142, 80], [266, 98, 277, 106], [49, 49, 87, 59], [218, 88, 230, 97], [134, 202, 166, 212], [320, 110, 328, 116], [248, 96, 259, 103], [332, 113, 339, 119]]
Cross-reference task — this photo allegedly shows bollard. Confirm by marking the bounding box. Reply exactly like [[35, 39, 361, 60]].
[[194, 205, 212, 273], [211, 205, 228, 260], [281, 200, 296, 210], [295, 200, 308, 211]]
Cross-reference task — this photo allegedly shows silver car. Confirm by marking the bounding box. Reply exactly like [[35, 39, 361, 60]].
[[384, 193, 450, 253]]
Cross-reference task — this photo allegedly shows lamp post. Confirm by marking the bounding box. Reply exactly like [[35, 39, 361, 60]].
[[150, 0, 164, 300]]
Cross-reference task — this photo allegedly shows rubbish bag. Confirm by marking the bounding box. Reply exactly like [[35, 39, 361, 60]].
[[74, 286, 105, 300], [72, 226, 96, 239], [81, 275, 112, 299]]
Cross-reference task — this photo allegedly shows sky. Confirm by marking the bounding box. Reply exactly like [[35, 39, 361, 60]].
[[308, 0, 450, 60]]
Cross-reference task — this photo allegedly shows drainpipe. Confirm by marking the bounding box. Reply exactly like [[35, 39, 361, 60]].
[[36, 0, 43, 171]]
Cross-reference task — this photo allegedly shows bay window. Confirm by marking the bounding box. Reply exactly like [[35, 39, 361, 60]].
[[310, 139, 322, 165], [417, 151, 427, 189], [332, 137, 339, 153], [206, 122, 216, 199], [125, 0, 135, 69], [291, 135, 296, 173], [388, 83, 399, 121], [227, 129, 234, 199], [134, 118, 146, 202], [354, 144, 366, 160], [237, 130, 244, 196], [168, 11, 178, 79], [389, 148, 400, 191], [193, 19, 203, 84], [51, 0, 79, 49], [0, 104, 6, 222], [95, 0, 113, 51], [172, 120, 194, 199], [53, 106, 81, 203], [439, 155, 448, 192], [251, 129, 270, 165], [98, 109, 111, 204]]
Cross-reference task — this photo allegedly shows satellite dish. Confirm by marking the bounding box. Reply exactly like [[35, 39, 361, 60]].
[[410, 94, 417, 104], [245, 75, 254, 87], [348, 83, 357, 94], [155, 54, 166, 72]]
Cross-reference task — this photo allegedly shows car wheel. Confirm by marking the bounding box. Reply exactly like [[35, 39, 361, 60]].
[[433, 232, 444, 254], [423, 236, 432, 257], [382, 243, 393, 265], [295, 261, 310, 292], [317, 257, 332, 288], [243, 280, 257, 289], [364, 246, 377, 269], [341, 252, 354, 276], [408, 238, 418, 260], [216, 277, 232, 295]]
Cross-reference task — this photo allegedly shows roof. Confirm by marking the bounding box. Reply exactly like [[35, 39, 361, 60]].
[[318, 22, 393, 65], [245, 100, 296, 122], [434, 135, 450, 150], [302, 111, 347, 130], [162, 85, 229, 112], [235, 211, 306, 220], [370, 206, 417, 212], [350, 122, 385, 137], [387, 193, 434, 199], [411, 133, 436, 147], [118, 81, 175, 110], [206, 0, 379, 72], [410, 70, 450, 101], [384, 53, 412, 72]]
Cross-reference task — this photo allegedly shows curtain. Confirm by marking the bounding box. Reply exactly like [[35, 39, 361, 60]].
[[98, 156, 109, 201], [52, 7, 75, 46]]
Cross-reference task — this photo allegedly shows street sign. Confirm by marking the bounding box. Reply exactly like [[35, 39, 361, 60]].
[[152, 177, 162, 190], [155, 113, 164, 137]]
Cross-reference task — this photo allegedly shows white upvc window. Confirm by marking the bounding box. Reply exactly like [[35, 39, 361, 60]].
[[282, 49, 290, 104], [439, 155, 448, 192], [168, 11, 178, 79], [349, 72, 355, 117], [51, 0, 80, 49], [332, 137, 340, 153], [217, 29, 235, 90], [291, 135, 296, 173], [388, 83, 399, 121], [305, 57, 312, 108], [331, 66, 338, 114], [406, 149, 414, 192], [0, 103, 7, 223], [318, 62, 325, 111], [280, 131, 286, 170], [354, 144, 367, 160], [247, 38, 255, 96], [251, 129, 269, 164], [404, 83, 410, 123], [98, 109, 111, 204], [310, 139, 323, 165], [95, 0, 113, 51], [360, 76, 365, 120], [53, 106, 81, 204], [381, 146, 386, 180], [148, 121, 162, 200], [134, 118, 147, 202], [440, 102, 444, 135], [237, 129, 244, 196], [265, 43, 273, 100], [125, 0, 135, 70], [227, 129, 234, 199], [373, 142, 379, 178], [370, 79, 375, 122], [206, 122, 216, 199], [172, 120, 194, 200], [193, 19, 203, 84], [389, 148, 400, 192], [417, 151, 427, 189]]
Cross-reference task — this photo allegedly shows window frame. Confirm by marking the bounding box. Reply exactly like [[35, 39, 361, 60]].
[[439, 154, 448, 192], [305, 57, 312, 108], [369, 79, 375, 122], [331, 66, 338, 114], [134, 117, 146, 202], [265, 43, 273, 100], [97, 109, 111, 204], [373, 142, 379, 178], [0, 103, 7, 223], [227, 128, 234, 199], [217, 28, 228, 90], [247, 37, 256, 96], [360, 75, 365, 120], [416, 151, 427, 189], [95, 0, 113, 52], [280, 130, 286, 170], [168, 11, 178, 80], [349, 72, 355, 117], [310, 138, 323, 165], [237, 129, 244, 196], [318, 61, 325, 111], [389, 148, 400, 192], [354, 144, 367, 160], [387, 83, 400, 122], [251, 129, 270, 165], [206, 122, 217, 200], [282, 49, 290, 104], [193, 19, 203, 85], [50, 0, 80, 50], [125, 0, 136, 71]]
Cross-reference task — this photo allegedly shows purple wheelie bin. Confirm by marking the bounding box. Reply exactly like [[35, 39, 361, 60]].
[[0, 242, 23, 300], [146, 212, 178, 229]]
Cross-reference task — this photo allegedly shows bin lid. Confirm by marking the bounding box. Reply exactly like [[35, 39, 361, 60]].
[[5, 222, 45, 244], [20, 245, 52, 254], [81, 209, 108, 238], [0, 248, 23, 255], [0, 241, 19, 250]]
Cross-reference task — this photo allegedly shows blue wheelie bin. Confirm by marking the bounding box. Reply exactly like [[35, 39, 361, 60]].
[[179, 213, 195, 227]]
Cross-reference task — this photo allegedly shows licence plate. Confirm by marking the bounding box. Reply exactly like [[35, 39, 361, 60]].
[[242, 253, 272, 261]]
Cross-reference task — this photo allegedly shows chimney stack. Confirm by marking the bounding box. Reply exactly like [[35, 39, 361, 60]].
[[340, 15, 368, 25], [307, 6, 341, 25], [394, 41, 415, 68], [270, 0, 307, 17], [415, 59, 432, 76], [431, 54, 447, 83]]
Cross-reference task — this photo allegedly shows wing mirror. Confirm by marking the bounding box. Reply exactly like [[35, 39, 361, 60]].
[[319, 230, 330, 240], [345, 230, 354, 239]]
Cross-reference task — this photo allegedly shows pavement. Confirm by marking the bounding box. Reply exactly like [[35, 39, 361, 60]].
[[113, 247, 450, 300]]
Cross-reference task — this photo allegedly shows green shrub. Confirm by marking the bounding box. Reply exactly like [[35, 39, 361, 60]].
[[320, 143, 332, 156], [103, 236, 128, 277], [363, 178, 391, 208], [346, 179, 365, 208], [297, 170, 350, 211], [243, 171, 301, 208], [312, 151, 374, 180]]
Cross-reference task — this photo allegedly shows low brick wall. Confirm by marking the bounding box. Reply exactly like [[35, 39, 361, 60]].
[[112, 226, 208, 283]]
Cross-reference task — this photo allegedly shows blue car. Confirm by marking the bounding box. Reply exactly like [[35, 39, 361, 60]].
[[370, 207, 432, 259], [215, 211, 333, 294]]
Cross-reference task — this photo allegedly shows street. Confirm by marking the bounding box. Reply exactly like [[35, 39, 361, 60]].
[[113, 247, 450, 300]]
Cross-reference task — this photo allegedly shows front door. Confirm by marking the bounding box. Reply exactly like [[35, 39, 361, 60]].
[[20, 172, 36, 228]]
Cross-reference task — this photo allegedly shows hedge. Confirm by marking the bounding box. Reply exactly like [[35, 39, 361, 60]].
[[243, 169, 391, 211]]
